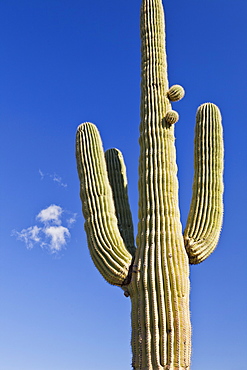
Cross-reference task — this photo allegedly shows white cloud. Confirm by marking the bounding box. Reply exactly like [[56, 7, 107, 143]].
[[43, 226, 70, 253], [37, 204, 62, 225], [12, 225, 41, 249], [12, 204, 75, 254]]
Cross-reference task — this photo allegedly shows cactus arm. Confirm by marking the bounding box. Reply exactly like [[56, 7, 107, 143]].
[[76, 122, 132, 286], [183, 103, 224, 264], [105, 148, 136, 257], [129, 0, 191, 368]]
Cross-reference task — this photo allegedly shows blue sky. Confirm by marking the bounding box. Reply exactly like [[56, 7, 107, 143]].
[[1, 0, 247, 369]]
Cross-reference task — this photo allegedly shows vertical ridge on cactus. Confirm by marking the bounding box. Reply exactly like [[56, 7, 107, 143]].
[[75, 0, 224, 369]]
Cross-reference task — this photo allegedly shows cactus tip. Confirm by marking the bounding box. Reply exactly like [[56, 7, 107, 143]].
[[196, 102, 222, 120], [77, 123, 85, 131], [76, 122, 95, 132]]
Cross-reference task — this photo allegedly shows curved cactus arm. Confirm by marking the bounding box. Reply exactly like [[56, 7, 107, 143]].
[[105, 148, 136, 257], [76, 122, 133, 286], [183, 103, 224, 264]]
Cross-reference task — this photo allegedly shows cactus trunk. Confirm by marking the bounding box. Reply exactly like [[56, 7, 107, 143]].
[[127, 1, 190, 368], [76, 0, 224, 369]]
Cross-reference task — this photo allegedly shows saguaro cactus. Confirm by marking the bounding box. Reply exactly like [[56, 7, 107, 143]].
[[76, 0, 224, 369]]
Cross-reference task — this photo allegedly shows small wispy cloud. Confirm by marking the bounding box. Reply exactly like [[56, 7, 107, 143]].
[[12, 205, 77, 254], [52, 174, 67, 188], [12, 225, 41, 249], [39, 169, 67, 188], [66, 213, 77, 228]]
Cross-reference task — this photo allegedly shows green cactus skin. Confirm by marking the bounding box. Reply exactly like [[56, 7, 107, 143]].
[[76, 123, 133, 286], [76, 0, 224, 369], [128, 0, 191, 368], [183, 103, 224, 264], [105, 148, 136, 257]]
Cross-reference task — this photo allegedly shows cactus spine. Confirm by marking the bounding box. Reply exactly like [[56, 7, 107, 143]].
[[76, 0, 224, 369]]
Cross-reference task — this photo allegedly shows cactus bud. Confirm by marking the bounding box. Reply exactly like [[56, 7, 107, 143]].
[[167, 84, 185, 101], [165, 110, 179, 125]]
